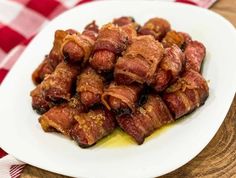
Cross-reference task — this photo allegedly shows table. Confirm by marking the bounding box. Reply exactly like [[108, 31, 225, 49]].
[[21, 0, 236, 177]]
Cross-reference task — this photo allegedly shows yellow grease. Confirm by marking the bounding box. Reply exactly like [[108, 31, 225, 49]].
[[96, 122, 175, 148]]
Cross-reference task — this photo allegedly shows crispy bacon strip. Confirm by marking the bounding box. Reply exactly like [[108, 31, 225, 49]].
[[115, 35, 164, 85], [41, 61, 79, 102], [162, 30, 185, 48], [89, 23, 130, 72], [117, 95, 173, 144], [62, 21, 99, 64], [138, 17, 171, 41], [184, 41, 206, 72], [32, 30, 68, 84], [151, 44, 184, 92], [76, 67, 104, 107], [71, 108, 116, 148], [101, 83, 142, 112], [163, 70, 209, 119], [39, 95, 85, 136]]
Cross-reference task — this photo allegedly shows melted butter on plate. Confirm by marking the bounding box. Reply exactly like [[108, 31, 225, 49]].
[[96, 122, 175, 148]]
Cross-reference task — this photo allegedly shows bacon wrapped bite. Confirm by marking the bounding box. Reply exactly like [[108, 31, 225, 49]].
[[115, 35, 164, 85], [40, 61, 79, 102], [138, 17, 171, 41], [163, 70, 209, 119], [71, 108, 116, 148], [102, 83, 142, 112], [39, 95, 85, 136], [151, 44, 184, 92], [32, 30, 68, 85], [89, 23, 130, 72], [117, 95, 173, 144], [184, 41, 206, 72], [76, 67, 104, 107], [30, 84, 54, 114], [61, 21, 98, 64]]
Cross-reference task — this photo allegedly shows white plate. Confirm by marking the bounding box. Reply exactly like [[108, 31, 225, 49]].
[[1, 1, 236, 178]]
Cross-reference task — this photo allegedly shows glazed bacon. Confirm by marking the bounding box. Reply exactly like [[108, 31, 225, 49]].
[[113, 16, 135, 26], [115, 35, 164, 85], [62, 21, 99, 64], [39, 95, 85, 136], [117, 95, 173, 144], [30, 84, 54, 114], [40, 61, 79, 102], [163, 70, 209, 119], [71, 108, 116, 148], [138, 17, 171, 41], [32, 30, 68, 85], [101, 83, 142, 112], [76, 67, 104, 107], [89, 23, 130, 72], [151, 44, 184, 92], [162, 30, 185, 48], [184, 41, 206, 72]]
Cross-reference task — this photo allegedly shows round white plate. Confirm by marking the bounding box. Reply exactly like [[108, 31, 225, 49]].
[[0, 1, 236, 178]]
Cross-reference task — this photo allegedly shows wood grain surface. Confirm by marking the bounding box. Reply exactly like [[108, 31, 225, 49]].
[[21, 0, 236, 177]]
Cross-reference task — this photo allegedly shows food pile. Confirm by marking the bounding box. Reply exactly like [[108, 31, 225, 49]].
[[30, 16, 209, 148]]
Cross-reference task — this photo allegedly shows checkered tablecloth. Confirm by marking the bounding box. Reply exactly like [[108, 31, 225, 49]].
[[0, 0, 217, 177]]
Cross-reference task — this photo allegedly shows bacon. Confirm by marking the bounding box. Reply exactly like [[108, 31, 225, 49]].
[[101, 83, 142, 112], [151, 44, 184, 92], [162, 30, 185, 48], [178, 32, 192, 50], [39, 95, 85, 136], [71, 108, 116, 148], [115, 35, 164, 85], [30, 84, 54, 114], [163, 70, 209, 119], [89, 23, 130, 72], [76, 67, 104, 107], [138, 17, 171, 41], [62, 21, 99, 64], [32, 30, 68, 84], [117, 95, 173, 144], [40, 61, 79, 102], [32, 55, 54, 85], [184, 41, 206, 72], [113, 16, 135, 26]]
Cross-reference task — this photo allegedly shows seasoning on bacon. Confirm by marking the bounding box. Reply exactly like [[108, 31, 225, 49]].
[[184, 41, 206, 72], [30, 84, 54, 114], [40, 61, 79, 102], [163, 70, 209, 119], [117, 95, 173, 144], [89, 23, 130, 72], [138, 17, 171, 41], [101, 82, 142, 112], [32, 30, 68, 85], [39, 95, 85, 136], [151, 44, 184, 92], [76, 67, 104, 107], [71, 108, 116, 148], [115, 35, 164, 85], [62, 21, 99, 64]]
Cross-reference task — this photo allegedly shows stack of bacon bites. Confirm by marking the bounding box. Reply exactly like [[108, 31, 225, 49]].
[[30, 16, 209, 148]]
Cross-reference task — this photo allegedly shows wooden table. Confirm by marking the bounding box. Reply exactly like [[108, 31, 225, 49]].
[[21, 0, 236, 177]]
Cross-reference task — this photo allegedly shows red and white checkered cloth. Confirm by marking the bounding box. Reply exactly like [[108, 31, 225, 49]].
[[0, 0, 217, 177]]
